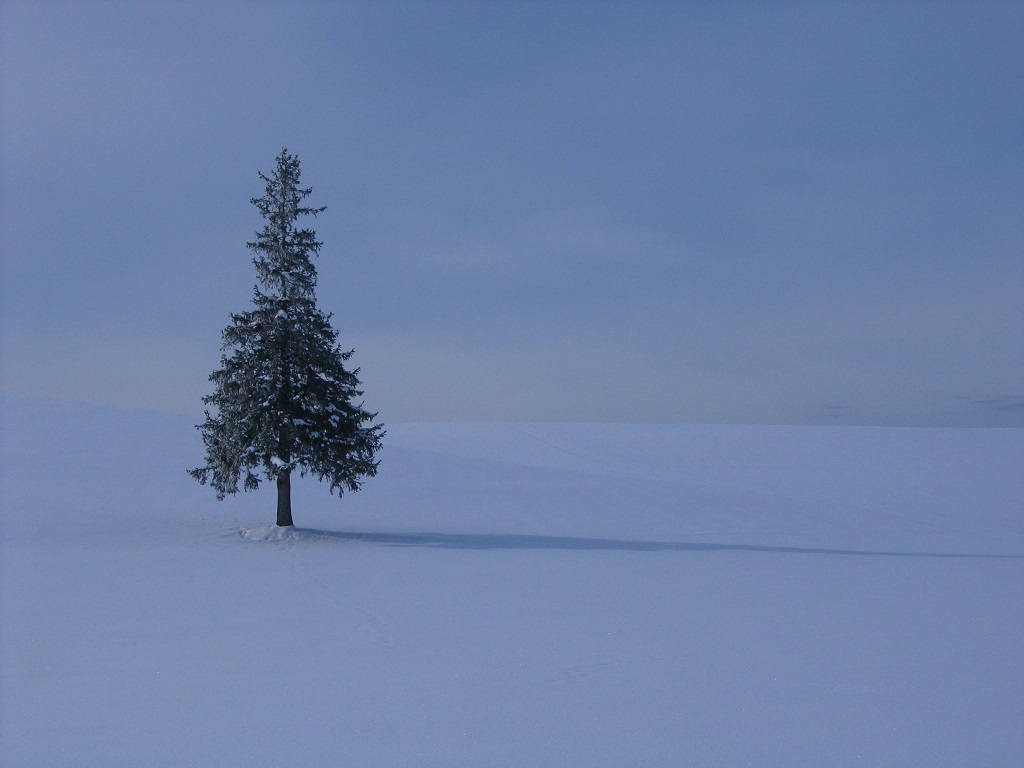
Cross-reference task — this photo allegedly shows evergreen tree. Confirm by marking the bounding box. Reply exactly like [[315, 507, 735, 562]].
[[190, 148, 383, 527]]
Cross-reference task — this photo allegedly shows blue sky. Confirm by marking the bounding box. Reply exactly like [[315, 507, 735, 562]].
[[1, 1, 1021, 425]]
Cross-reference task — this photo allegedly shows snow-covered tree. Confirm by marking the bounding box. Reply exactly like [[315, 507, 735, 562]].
[[190, 148, 383, 527]]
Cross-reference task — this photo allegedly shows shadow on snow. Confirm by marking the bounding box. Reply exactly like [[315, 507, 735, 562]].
[[249, 528, 1023, 560]]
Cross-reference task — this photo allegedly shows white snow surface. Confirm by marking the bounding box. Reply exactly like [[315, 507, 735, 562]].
[[1, 397, 1022, 766]]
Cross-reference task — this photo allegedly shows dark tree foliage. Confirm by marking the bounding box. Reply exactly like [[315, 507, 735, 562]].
[[190, 149, 383, 526]]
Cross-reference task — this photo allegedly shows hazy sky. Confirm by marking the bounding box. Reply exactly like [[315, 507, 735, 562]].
[[1, 1, 1021, 425]]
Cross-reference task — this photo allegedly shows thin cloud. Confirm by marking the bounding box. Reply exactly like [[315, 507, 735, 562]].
[[975, 396, 1024, 414]]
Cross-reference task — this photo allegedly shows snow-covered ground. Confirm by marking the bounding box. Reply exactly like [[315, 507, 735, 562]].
[[1, 397, 1021, 766]]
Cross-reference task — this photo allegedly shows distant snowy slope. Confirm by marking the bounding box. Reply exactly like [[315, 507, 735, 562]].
[[3, 397, 1020, 553], [1, 397, 1022, 767], [382, 421, 1024, 555]]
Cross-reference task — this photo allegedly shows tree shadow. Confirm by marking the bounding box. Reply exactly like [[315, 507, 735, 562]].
[[280, 529, 1022, 559]]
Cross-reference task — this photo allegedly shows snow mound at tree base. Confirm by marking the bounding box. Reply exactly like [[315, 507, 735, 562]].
[[239, 525, 338, 542]]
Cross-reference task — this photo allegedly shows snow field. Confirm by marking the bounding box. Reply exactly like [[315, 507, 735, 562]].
[[1, 398, 1022, 766]]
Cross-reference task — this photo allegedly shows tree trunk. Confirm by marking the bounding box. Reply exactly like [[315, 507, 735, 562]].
[[276, 470, 293, 527]]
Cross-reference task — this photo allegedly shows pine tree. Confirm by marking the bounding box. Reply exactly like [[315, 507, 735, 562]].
[[190, 148, 383, 527]]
